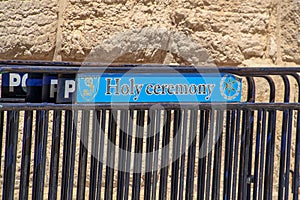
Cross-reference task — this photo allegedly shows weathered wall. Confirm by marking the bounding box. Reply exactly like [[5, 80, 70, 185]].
[[0, 0, 299, 66], [0, 0, 57, 60]]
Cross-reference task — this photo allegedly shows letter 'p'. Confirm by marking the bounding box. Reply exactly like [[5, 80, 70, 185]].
[[64, 80, 75, 98], [9, 73, 21, 92]]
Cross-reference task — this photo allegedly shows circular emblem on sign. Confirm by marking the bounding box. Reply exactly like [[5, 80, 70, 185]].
[[78, 75, 100, 102], [220, 74, 241, 100]]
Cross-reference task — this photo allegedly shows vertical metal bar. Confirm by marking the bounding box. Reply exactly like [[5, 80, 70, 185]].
[[116, 110, 128, 200], [261, 76, 275, 200], [212, 110, 223, 200], [197, 110, 209, 200], [246, 109, 255, 200], [159, 109, 171, 200], [61, 110, 78, 199], [186, 109, 198, 200], [104, 109, 117, 200], [253, 109, 262, 200], [144, 109, 156, 200], [76, 110, 90, 200], [32, 110, 49, 200], [223, 110, 231, 200], [223, 110, 233, 200], [19, 111, 33, 200], [151, 109, 162, 200], [124, 110, 134, 200], [246, 112, 255, 200], [238, 109, 248, 200], [263, 109, 277, 200], [278, 75, 290, 200], [283, 76, 292, 200], [240, 76, 255, 200], [227, 110, 236, 199], [2, 111, 19, 200], [278, 109, 289, 200], [132, 110, 145, 200], [204, 110, 215, 200], [89, 110, 101, 200], [178, 109, 188, 200], [217, 111, 224, 198], [48, 110, 62, 200], [231, 109, 241, 200], [96, 110, 106, 200], [67, 111, 78, 199], [258, 110, 267, 200], [294, 108, 300, 200], [170, 109, 182, 200], [284, 109, 293, 199], [0, 111, 4, 175], [292, 74, 300, 200], [238, 110, 246, 199], [61, 110, 73, 199]]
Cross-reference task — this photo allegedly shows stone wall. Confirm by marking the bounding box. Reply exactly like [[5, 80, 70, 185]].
[[0, 0, 57, 60], [0, 0, 299, 66]]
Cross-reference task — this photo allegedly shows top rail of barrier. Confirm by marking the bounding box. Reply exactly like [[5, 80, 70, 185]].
[[0, 60, 299, 104], [1, 64, 300, 75]]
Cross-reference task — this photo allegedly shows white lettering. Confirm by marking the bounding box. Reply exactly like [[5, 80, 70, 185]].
[[21, 73, 28, 92], [9, 73, 21, 92], [64, 80, 75, 98], [50, 79, 58, 98]]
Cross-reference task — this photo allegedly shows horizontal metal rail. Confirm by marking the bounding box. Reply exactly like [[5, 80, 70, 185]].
[[0, 102, 299, 111], [0, 65, 300, 75]]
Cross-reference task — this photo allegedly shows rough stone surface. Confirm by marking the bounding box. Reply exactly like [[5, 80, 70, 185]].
[[60, 0, 273, 65], [0, 0, 299, 66], [84, 27, 214, 66], [280, 0, 300, 64], [0, 0, 58, 60]]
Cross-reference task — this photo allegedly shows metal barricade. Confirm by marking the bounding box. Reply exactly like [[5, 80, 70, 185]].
[[0, 62, 299, 200]]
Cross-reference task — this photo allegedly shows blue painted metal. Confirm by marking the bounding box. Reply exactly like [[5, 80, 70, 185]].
[[76, 73, 242, 103]]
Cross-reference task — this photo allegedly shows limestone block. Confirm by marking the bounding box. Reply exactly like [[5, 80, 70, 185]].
[[280, 0, 300, 64], [0, 0, 57, 60], [61, 0, 272, 65]]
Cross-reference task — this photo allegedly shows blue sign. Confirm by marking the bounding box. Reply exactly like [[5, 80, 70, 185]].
[[76, 73, 242, 103]]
